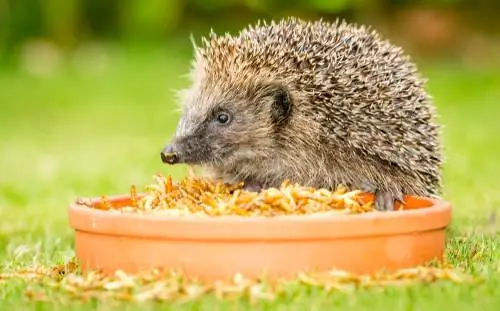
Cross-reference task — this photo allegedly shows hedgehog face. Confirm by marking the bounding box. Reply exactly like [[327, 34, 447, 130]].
[[161, 80, 293, 169]]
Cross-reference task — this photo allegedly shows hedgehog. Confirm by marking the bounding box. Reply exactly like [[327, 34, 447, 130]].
[[160, 17, 443, 211]]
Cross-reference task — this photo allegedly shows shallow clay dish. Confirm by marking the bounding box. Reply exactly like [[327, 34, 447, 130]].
[[68, 193, 452, 281]]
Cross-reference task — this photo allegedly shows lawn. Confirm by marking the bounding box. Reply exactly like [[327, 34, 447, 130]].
[[0, 43, 499, 310]]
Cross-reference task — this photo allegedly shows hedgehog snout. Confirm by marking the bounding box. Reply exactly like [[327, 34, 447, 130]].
[[160, 144, 180, 165], [161, 133, 211, 165]]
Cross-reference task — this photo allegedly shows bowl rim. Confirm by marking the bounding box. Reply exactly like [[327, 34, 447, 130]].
[[68, 193, 452, 241]]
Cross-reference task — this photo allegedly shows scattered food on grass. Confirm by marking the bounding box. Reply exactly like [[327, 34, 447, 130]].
[[76, 173, 381, 216], [0, 259, 479, 303]]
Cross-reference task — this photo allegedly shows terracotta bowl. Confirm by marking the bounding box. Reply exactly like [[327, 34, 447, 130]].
[[68, 193, 452, 281]]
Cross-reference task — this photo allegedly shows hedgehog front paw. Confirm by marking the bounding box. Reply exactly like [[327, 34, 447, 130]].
[[242, 180, 263, 193], [374, 190, 395, 211], [374, 189, 404, 212]]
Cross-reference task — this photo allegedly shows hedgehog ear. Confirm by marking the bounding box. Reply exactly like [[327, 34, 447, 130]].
[[270, 85, 292, 125]]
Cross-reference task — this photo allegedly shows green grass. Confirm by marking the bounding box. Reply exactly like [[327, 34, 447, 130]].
[[0, 44, 499, 310]]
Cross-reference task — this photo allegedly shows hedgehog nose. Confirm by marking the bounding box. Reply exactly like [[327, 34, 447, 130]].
[[160, 145, 180, 164]]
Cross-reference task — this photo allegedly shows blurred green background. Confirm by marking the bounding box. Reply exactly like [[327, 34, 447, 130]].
[[0, 0, 499, 228], [1, 0, 500, 65]]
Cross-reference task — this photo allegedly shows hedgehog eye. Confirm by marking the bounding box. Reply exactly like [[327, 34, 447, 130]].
[[215, 111, 231, 125]]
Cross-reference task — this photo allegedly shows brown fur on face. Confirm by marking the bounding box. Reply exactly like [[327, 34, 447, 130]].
[[163, 17, 444, 211]]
